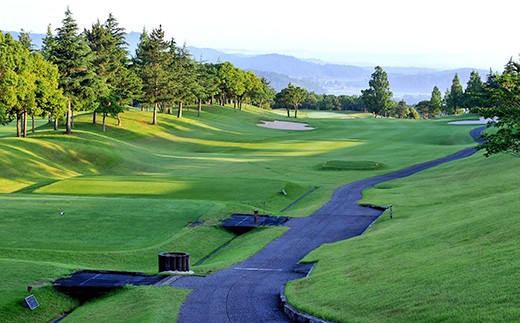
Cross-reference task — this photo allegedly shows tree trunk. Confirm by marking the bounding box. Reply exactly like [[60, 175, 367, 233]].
[[102, 112, 106, 132], [117, 113, 122, 126], [71, 110, 75, 129], [54, 116, 58, 130], [177, 101, 183, 118], [48, 113, 52, 124], [16, 114, 21, 137], [31, 115, 35, 133], [152, 102, 158, 125], [197, 99, 202, 117], [66, 98, 72, 134], [23, 111, 28, 137], [286, 107, 290, 118], [93, 110, 97, 125], [294, 104, 298, 118]]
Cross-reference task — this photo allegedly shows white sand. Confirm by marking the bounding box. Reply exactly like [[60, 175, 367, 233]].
[[256, 120, 315, 130], [448, 117, 497, 125]]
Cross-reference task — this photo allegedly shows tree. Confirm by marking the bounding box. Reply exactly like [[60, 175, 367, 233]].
[[45, 8, 95, 134], [85, 14, 140, 128], [429, 85, 443, 118], [445, 73, 464, 114], [0, 32, 36, 137], [395, 100, 410, 118], [32, 52, 66, 131], [18, 30, 35, 52], [279, 83, 307, 118], [133, 26, 172, 125], [170, 43, 197, 118], [464, 70, 484, 109], [215, 62, 237, 106], [253, 77, 275, 109], [415, 100, 430, 118], [477, 57, 520, 156], [361, 66, 393, 117]]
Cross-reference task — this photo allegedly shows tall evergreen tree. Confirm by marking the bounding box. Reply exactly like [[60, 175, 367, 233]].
[[361, 66, 393, 117], [133, 26, 171, 125], [464, 70, 484, 109], [445, 73, 464, 114], [170, 43, 197, 118], [46, 8, 95, 134], [18, 29, 35, 52], [85, 14, 140, 129], [429, 85, 443, 118]]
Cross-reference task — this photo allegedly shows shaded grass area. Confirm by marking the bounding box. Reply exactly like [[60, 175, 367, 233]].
[[286, 152, 520, 321], [63, 286, 189, 323], [0, 260, 79, 322]]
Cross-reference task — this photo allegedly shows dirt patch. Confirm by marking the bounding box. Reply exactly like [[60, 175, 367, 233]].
[[257, 120, 315, 130]]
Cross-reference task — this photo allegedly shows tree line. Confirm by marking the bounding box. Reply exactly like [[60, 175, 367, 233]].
[[0, 9, 277, 137], [274, 66, 490, 120]]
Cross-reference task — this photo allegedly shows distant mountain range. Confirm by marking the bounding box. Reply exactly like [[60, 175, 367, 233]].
[[11, 31, 488, 104]]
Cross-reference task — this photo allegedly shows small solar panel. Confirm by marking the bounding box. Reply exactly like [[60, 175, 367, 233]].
[[24, 295, 39, 310]]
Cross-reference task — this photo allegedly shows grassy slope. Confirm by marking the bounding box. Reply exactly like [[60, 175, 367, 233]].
[[0, 107, 480, 321], [63, 286, 190, 323], [286, 152, 520, 322]]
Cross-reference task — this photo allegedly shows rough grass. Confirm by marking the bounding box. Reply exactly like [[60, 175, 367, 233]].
[[286, 152, 520, 322]]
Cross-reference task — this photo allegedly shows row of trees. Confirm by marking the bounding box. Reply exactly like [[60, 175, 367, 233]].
[[274, 66, 490, 120], [1, 9, 277, 136], [275, 67, 420, 119]]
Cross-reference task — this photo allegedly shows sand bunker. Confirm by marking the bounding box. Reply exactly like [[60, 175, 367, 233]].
[[448, 117, 497, 125], [257, 120, 315, 130]]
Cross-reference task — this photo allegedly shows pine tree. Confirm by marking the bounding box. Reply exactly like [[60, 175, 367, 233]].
[[445, 73, 464, 115], [85, 14, 140, 129], [133, 26, 172, 125], [361, 66, 393, 117], [47, 8, 95, 134], [429, 85, 443, 117], [464, 71, 484, 109]]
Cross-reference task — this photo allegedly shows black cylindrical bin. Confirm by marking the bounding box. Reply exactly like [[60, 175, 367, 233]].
[[158, 252, 190, 272]]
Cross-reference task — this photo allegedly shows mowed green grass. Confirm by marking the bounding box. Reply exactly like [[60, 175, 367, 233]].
[[0, 106, 481, 321], [286, 152, 520, 322]]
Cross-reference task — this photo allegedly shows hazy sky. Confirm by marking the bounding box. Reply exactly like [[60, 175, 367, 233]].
[[2, 0, 518, 69]]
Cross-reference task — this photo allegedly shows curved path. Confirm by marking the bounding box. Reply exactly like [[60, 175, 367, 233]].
[[172, 127, 485, 322]]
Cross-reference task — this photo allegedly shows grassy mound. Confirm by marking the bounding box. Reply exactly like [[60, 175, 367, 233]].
[[286, 152, 520, 321]]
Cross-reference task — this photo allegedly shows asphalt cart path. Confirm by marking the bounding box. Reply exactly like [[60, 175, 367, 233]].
[[172, 127, 485, 322]]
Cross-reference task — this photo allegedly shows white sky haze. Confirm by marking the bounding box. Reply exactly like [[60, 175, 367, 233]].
[[1, 0, 519, 69]]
